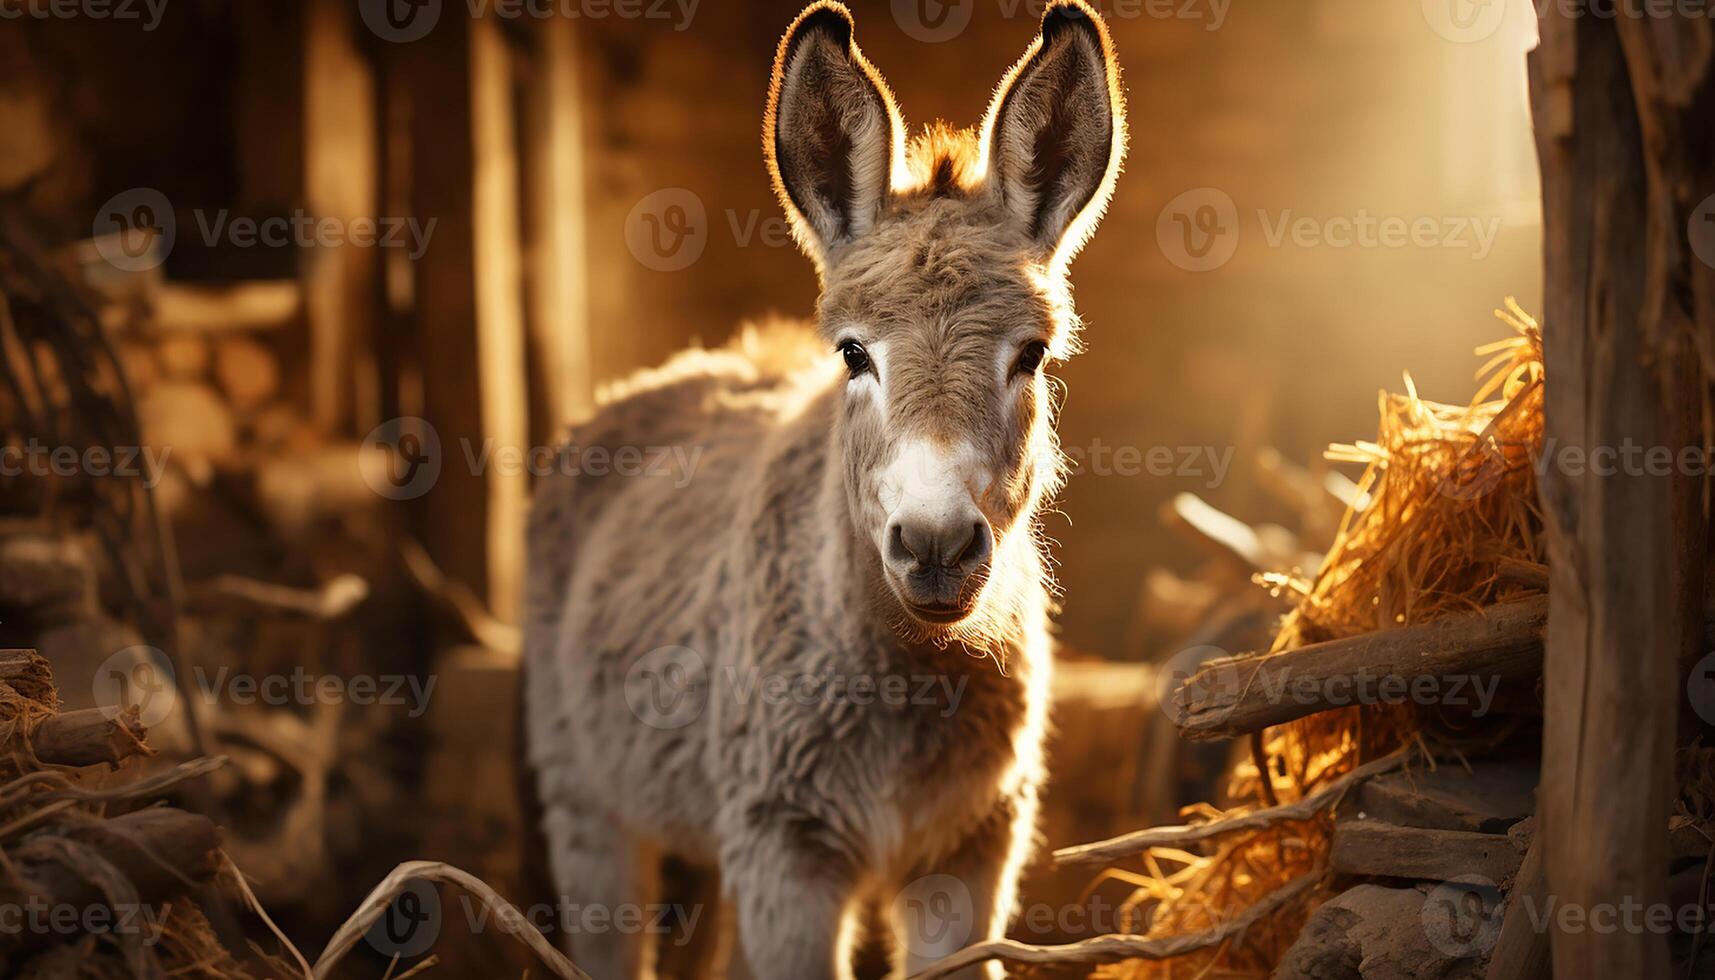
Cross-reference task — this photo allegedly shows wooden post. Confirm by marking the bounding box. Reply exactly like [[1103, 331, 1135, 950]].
[[522, 16, 595, 439], [304, 0, 379, 434], [405, 14, 489, 613], [1530, 7, 1713, 978], [470, 17, 530, 625]]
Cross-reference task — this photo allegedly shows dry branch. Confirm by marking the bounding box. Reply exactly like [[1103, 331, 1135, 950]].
[[28, 706, 152, 768], [1170, 597, 1548, 740], [905, 872, 1319, 979], [185, 572, 369, 620], [311, 860, 589, 980], [1053, 750, 1412, 867], [0, 808, 220, 957]]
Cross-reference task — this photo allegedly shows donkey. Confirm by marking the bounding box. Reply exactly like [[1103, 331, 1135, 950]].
[[522, 2, 1125, 976]]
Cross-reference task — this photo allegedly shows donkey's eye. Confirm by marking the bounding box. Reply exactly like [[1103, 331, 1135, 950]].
[[839, 340, 873, 378], [1015, 341, 1049, 376]]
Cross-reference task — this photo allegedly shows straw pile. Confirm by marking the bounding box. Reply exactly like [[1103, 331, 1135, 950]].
[[1091, 301, 1547, 979]]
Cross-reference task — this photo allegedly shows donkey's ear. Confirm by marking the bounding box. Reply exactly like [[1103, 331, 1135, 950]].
[[982, 1, 1126, 264], [766, 2, 904, 268]]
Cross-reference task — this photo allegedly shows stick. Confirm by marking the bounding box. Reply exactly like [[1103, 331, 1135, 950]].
[[186, 572, 368, 620], [905, 871, 1319, 979], [29, 706, 152, 768], [1054, 750, 1413, 866], [1170, 597, 1549, 740], [312, 860, 590, 980]]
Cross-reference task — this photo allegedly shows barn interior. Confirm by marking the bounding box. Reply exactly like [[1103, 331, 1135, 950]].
[[0, 0, 1710, 978]]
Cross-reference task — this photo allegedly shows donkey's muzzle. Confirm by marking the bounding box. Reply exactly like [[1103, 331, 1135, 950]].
[[884, 510, 993, 621]]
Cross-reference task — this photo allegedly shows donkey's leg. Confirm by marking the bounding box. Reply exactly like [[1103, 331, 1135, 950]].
[[722, 829, 860, 980], [892, 796, 1036, 980], [540, 782, 658, 979]]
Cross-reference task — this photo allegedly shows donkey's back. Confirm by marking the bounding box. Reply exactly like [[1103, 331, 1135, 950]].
[[521, 324, 828, 856]]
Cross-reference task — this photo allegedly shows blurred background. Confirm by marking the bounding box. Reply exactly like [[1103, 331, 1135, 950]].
[[0, 0, 1544, 974]]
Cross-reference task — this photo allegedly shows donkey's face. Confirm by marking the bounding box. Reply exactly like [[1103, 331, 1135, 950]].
[[766, 1, 1125, 628]]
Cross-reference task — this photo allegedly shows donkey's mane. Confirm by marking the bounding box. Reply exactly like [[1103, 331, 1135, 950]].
[[900, 123, 986, 199]]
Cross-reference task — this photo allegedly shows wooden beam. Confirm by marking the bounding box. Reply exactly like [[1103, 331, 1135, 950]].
[[1169, 597, 1548, 740], [1330, 820, 1521, 884]]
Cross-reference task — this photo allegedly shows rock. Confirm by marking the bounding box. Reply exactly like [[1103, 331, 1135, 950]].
[[1275, 884, 1493, 980]]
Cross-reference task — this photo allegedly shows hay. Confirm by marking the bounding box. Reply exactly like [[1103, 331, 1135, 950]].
[[1091, 301, 1546, 979]]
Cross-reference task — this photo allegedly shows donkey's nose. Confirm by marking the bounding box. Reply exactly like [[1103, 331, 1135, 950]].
[[885, 509, 993, 611]]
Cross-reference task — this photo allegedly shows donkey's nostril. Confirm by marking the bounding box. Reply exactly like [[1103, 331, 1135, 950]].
[[886, 516, 992, 576], [953, 521, 991, 569], [888, 521, 920, 566]]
